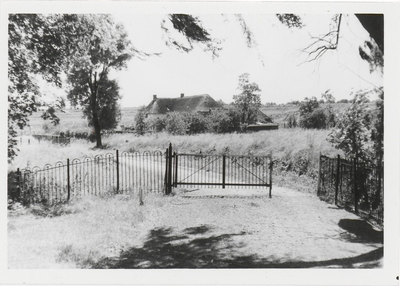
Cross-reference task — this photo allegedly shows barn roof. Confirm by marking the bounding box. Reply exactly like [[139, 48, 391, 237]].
[[145, 94, 221, 114]]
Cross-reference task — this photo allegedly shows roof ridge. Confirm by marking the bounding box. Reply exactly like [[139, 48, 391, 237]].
[[154, 94, 209, 100]]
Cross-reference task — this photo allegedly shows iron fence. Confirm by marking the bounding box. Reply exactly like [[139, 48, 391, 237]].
[[165, 144, 273, 197], [9, 144, 274, 205], [8, 150, 166, 205], [317, 153, 383, 224]]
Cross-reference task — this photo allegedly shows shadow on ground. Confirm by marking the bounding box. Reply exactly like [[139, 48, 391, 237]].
[[92, 224, 383, 269], [338, 219, 383, 244]]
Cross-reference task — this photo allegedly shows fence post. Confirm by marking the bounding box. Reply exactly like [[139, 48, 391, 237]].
[[335, 155, 340, 205], [353, 157, 358, 214], [174, 152, 178, 187], [67, 158, 71, 201], [222, 155, 226, 189], [317, 151, 322, 195], [116, 150, 119, 192], [167, 143, 173, 194], [164, 144, 173, 195], [269, 151, 273, 198]]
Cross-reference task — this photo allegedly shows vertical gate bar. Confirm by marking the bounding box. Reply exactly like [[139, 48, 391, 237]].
[[222, 154, 226, 189], [335, 155, 340, 205], [67, 158, 70, 201]]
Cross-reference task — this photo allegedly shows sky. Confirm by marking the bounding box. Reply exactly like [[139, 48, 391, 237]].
[[108, 13, 383, 107], [38, 13, 383, 108]]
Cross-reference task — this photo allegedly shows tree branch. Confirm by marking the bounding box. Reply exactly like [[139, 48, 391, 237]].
[[300, 14, 342, 63]]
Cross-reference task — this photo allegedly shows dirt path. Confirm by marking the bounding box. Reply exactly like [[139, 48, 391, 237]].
[[95, 187, 383, 268]]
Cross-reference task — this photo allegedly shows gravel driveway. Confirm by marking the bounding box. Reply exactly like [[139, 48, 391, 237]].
[[95, 186, 383, 268]]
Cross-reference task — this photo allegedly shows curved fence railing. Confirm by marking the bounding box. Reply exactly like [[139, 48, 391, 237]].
[[8, 150, 166, 205]]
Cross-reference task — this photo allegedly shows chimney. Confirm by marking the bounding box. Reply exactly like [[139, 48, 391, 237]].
[[180, 93, 184, 98], [153, 94, 157, 100]]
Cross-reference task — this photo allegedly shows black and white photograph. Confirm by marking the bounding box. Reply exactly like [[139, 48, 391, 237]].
[[2, 1, 399, 285]]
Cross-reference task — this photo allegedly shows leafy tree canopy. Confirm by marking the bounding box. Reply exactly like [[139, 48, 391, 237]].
[[233, 73, 262, 125], [327, 91, 372, 161]]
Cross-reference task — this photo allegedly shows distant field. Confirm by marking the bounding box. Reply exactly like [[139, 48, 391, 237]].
[[24, 107, 140, 136], [26, 103, 358, 136]]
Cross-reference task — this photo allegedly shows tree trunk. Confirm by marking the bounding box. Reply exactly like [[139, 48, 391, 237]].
[[90, 89, 102, 148], [93, 111, 102, 148]]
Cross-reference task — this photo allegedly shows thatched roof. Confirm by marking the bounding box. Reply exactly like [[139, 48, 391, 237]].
[[145, 94, 221, 114], [145, 93, 273, 124]]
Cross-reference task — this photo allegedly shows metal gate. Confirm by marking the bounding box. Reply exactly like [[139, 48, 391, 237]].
[[164, 144, 273, 197]]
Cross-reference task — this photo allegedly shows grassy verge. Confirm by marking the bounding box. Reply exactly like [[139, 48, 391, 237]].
[[8, 192, 170, 268]]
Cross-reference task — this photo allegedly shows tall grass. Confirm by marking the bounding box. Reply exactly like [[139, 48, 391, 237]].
[[10, 129, 341, 194], [105, 128, 342, 178]]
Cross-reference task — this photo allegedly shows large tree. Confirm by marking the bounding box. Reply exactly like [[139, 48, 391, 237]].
[[233, 73, 262, 125], [64, 14, 135, 147], [8, 14, 67, 160], [8, 13, 219, 158]]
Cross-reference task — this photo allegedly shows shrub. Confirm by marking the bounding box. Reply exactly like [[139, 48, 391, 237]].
[[299, 97, 319, 116], [146, 116, 166, 133], [165, 112, 188, 135], [299, 108, 327, 129], [325, 105, 336, 128], [184, 113, 209, 134], [207, 109, 241, 133], [135, 107, 147, 135], [286, 113, 298, 128]]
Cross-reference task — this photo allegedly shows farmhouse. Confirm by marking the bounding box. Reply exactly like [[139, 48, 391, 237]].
[[145, 93, 221, 115], [145, 93, 274, 125]]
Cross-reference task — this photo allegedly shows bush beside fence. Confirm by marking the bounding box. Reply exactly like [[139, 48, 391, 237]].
[[317, 153, 383, 224]]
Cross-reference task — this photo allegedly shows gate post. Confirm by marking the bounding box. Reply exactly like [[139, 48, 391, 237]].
[[168, 143, 173, 194], [174, 151, 178, 187], [335, 155, 340, 205], [164, 143, 173, 195], [222, 155, 226, 189]]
